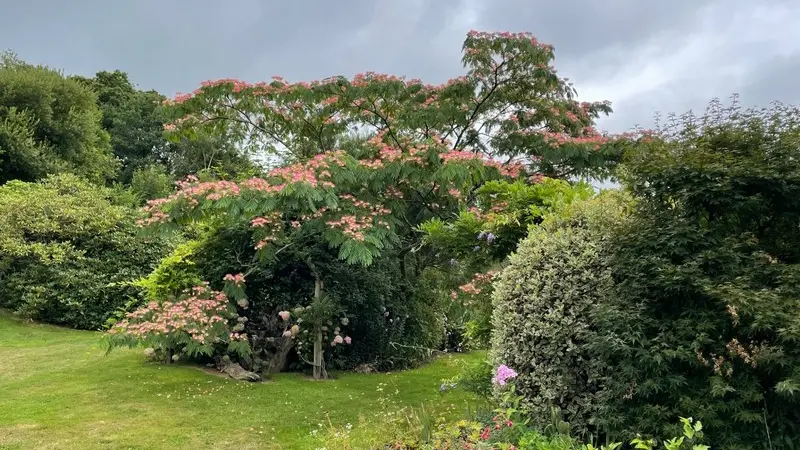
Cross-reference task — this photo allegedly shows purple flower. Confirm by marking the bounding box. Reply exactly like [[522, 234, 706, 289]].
[[486, 233, 495, 243], [492, 364, 518, 386], [477, 232, 486, 240]]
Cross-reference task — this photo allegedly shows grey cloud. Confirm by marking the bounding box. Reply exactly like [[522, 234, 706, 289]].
[[1, 0, 799, 133]]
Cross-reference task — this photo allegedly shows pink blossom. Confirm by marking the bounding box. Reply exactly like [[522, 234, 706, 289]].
[[492, 364, 518, 386], [223, 273, 246, 287], [278, 310, 291, 321]]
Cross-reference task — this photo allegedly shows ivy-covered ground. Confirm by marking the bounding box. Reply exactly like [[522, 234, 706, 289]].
[[0, 312, 479, 449]]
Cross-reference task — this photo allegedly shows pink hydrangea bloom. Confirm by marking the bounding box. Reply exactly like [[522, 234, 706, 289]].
[[278, 311, 291, 321], [492, 364, 518, 386], [344, 336, 352, 344], [333, 335, 344, 344]]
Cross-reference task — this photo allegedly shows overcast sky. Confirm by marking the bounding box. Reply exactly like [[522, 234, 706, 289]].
[[2, 0, 799, 133]]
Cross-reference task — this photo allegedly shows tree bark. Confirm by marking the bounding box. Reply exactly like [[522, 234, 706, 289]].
[[264, 336, 293, 373], [312, 276, 326, 380]]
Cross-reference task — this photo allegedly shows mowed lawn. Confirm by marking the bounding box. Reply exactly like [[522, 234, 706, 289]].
[[0, 312, 480, 449]]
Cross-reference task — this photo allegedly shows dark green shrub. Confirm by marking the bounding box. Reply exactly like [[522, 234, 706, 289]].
[[188, 223, 445, 371], [597, 99, 800, 447], [0, 175, 173, 329], [490, 193, 630, 437]]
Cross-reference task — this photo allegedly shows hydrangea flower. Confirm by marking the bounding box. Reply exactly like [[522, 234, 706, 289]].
[[278, 310, 291, 321], [486, 233, 495, 243], [344, 336, 352, 344], [492, 364, 518, 386]]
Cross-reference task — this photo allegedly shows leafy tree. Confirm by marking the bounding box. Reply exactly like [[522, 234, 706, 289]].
[[596, 98, 800, 446], [74, 70, 259, 184], [72, 70, 168, 182], [140, 137, 518, 377], [164, 31, 619, 178], [0, 52, 118, 184], [137, 31, 625, 376]]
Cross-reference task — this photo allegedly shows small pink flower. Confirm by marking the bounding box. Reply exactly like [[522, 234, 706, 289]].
[[492, 364, 518, 386], [278, 311, 291, 321], [223, 273, 246, 286], [333, 335, 344, 344], [344, 336, 352, 344]]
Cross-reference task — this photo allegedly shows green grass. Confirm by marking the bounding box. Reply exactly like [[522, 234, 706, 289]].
[[0, 312, 482, 449]]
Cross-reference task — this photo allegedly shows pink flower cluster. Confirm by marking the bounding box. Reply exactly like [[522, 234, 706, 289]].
[[324, 195, 392, 240], [465, 30, 554, 53], [492, 364, 518, 386], [536, 129, 610, 150], [229, 332, 248, 341], [330, 334, 352, 346], [138, 177, 242, 226], [223, 273, 246, 287], [326, 215, 373, 241], [457, 270, 498, 296], [360, 143, 430, 169], [108, 283, 230, 345]]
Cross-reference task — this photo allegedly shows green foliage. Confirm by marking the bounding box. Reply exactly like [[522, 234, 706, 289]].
[[134, 238, 203, 301], [595, 99, 800, 447], [72, 70, 168, 183], [491, 194, 630, 437], [0, 52, 117, 184], [0, 174, 172, 329], [443, 357, 494, 398], [187, 223, 445, 370], [130, 163, 174, 202], [422, 178, 594, 267]]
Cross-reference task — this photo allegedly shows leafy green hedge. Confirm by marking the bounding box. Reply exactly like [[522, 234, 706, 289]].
[[0, 175, 172, 329]]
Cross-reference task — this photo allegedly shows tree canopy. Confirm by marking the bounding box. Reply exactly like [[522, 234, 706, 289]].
[[0, 52, 118, 184]]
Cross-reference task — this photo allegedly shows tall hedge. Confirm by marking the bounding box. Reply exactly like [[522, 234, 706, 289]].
[[595, 100, 800, 447], [491, 193, 629, 436]]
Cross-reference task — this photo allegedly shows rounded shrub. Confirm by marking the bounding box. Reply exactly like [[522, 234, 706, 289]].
[[490, 193, 630, 437], [0, 175, 174, 329]]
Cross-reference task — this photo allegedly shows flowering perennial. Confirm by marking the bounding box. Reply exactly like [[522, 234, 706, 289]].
[[492, 364, 518, 386]]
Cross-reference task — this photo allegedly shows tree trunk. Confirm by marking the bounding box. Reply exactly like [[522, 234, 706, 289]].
[[264, 336, 293, 373], [166, 347, 174, 364], [312, 276, 327, 380]]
